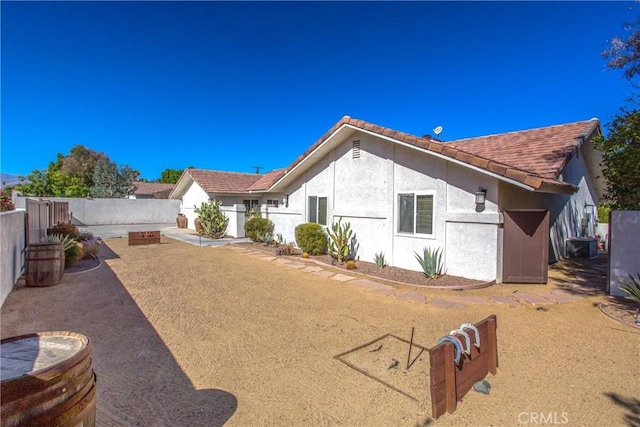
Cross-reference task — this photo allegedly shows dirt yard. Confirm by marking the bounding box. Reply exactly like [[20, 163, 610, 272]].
[[2, 237, 638, 426]]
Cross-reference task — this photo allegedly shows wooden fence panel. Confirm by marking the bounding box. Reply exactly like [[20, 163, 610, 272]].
[[49, 201, 69, 226], [26, 199, 49, 244]]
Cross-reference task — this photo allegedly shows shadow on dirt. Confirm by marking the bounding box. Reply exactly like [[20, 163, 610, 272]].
[[604, 392, 640, 427], [548, 253, 608, 296], [1, 243, 237, 426]]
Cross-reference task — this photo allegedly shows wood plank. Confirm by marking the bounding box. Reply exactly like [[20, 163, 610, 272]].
[[443, 342, 457, 415]]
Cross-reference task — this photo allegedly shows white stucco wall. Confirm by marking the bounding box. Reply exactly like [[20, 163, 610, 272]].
[[179, 181, 210, 229], [1, 210, 26, 307], [278, 133, 502, 281]]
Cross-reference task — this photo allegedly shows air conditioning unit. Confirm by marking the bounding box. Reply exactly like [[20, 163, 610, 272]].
[[565, 237, 598, 259]]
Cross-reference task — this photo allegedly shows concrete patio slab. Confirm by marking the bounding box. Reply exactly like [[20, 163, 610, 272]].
[[275, 258, 292, 264], [283, 262, 307, 269], [313, 270, 334, 278], [397, 292, 426, 304], [512, 292, 555, 305], [301, 266, 324, 273], [331, 273, 356, 282], [489, 295, 520, 306], [349, 279, 394, 291], [429, 299, 465, 308], [451, 296, 491, 305]]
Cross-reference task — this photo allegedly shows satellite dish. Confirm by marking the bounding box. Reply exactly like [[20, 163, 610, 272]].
[[433, 126, 443, 135]]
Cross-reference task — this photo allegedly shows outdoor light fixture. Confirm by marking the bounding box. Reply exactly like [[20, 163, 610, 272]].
[[475, 187, 487, 205], [284, 194, 289, 208]]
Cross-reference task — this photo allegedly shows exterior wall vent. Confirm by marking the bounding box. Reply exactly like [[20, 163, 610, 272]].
[[352, 140, 361, 159]]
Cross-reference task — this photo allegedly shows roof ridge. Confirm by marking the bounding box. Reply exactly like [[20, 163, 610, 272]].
[[190, 168, 263, 177], [447, 119, 598, 144]]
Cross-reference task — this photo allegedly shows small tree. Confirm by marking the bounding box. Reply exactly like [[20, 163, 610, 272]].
[[160, 168, 184, 184], [90, 158, 139, 198], [194, 200, 229, 239], [593, 110, 640, 210]]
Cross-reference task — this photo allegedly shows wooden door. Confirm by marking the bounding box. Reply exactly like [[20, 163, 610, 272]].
[[503, 210, 549, 284]]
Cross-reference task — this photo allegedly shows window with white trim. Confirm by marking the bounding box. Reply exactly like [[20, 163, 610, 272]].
[[308, 196, 327, 226], [397, 192, 434, 236], [266, 199, 279, 207]]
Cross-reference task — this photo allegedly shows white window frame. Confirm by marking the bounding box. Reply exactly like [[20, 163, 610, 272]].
[[266, 199, 279, 207], [396, 191, 436, 238], [308, 195, 328, 226]]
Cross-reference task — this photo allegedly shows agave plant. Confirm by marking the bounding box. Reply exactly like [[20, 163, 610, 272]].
[[619, 273, 640, 303], [374, 252, 387, 269], [414, 247, 446, 279], [42, 233, 76, 252]]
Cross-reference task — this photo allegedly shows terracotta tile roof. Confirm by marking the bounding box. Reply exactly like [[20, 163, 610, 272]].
[[446, 120, 600, 179], [187, 169, 262, 194], [247, 169, 286, 191], [276, 116, 599, 192], [132, 181, 175, 195]]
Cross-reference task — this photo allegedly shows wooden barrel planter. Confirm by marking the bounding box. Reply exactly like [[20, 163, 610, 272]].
[[26, 243, 65, 287], [1, 332, 96, 427]]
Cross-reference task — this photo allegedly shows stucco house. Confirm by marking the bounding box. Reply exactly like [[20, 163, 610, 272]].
[[170, 116, 604, 283]]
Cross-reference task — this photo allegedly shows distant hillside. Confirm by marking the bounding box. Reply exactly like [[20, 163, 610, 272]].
[[0, 173, 22, 189]]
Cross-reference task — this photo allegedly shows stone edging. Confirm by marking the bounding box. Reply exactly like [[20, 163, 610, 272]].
[[598, 296, 640, 329], [65, 256, 103, 275], [295, 257, 495, 291]]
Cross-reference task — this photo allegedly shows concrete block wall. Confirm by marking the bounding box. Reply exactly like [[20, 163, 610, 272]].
[[1, 210, 26, 307], [15, 197, 180, 225], [609, 210, 640, 297]]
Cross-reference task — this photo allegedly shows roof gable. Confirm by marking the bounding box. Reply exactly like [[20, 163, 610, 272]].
[[269, 116, 601, 194]]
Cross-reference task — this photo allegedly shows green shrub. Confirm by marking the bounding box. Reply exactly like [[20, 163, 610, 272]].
[[414, 247, 446, 279], [294, 223, 327, 255], [194, 200, 229, 239], [245, 217, 274, 242], [374, 252, 387, 269], [619, 273, 640, 303], [49, 222, 81, 240], [597, 203, 611, 224], [327, 218, 353, 263]]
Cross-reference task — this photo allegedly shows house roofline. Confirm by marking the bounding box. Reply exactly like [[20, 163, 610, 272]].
[[268, 118, 577, 194]]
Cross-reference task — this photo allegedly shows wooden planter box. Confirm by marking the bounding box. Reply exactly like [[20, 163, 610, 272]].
[[128, 231, 161, 246]]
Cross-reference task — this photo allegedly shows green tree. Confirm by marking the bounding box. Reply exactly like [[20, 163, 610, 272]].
[[596, 14, 640, 209], [159, 168, 184, 184], [62, 145, 107, 190], [90, 158, 139, 198], [593, 110, 640, 210]]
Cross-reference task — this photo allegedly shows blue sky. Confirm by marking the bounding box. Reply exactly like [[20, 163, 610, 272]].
[[1, 1, 637, 181]]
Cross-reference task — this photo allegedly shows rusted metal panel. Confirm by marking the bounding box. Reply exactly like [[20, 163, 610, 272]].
[[503, 210, 549, 283]]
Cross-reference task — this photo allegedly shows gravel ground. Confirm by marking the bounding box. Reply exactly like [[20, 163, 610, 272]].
[[2, 237, 638, 426]]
